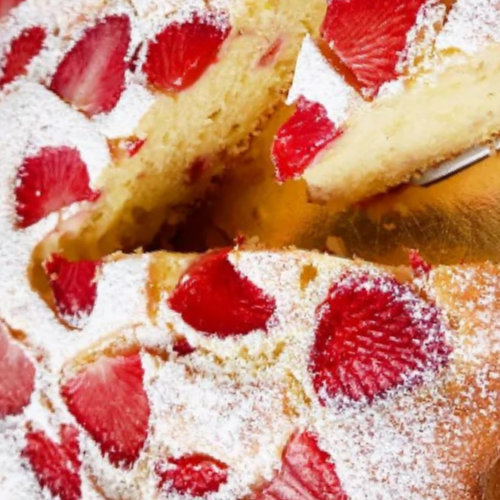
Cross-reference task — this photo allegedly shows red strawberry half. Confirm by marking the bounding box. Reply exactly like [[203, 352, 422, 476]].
[[252, 431, 348, 500], [61, 352, 150, 467], [155, 454, 229, 497], [44, 255, 100, 329], [0, 26, 46, 87], [168, 250, 276, 337], [50, 15, 131, 116], [321, 0, 428, 95], [0, 323, 35, 419], [23, 424, 81, 500], [0, 0, 24, 18], [14, 146, 98, 229], [310, 272, 450, 404], [272, 97, 341, 182], [143, 13, 231, 93]]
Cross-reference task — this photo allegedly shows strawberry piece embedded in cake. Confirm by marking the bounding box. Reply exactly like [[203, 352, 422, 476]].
[[50, 15, 131, 117], [143, 13, 231, 93], [252, 430, 348, 500], [155, 454, 229, 496], [44, 255, 101, 329], [0, 26, 46, 87], [61, 350, 150, 467], [309, 272, 451, 403], [22, 425, 82, 500], [0, 322, 35, 419], [14, 146, 98, 229], [321, 0, 429, 95], [168, 249, 276, 337], [272, 96, 341, 182]]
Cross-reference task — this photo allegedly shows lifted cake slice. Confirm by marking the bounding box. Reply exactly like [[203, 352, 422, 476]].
[[273, 0, 500, 205]]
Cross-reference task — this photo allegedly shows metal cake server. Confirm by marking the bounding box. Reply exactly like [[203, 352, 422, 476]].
[[412, 139, 500, 186]]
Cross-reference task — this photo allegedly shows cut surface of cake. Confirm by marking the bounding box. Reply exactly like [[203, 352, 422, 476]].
[[272, 0, 500, 205], [2, 245, 500, 499], [0, 0, 325, 259]]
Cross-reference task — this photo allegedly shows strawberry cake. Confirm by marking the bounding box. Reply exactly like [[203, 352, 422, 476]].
[[2, 246, 500, 500], [272, 0, 500, 204], [3, 1, 500, 499], [0, 0, 325, 258]]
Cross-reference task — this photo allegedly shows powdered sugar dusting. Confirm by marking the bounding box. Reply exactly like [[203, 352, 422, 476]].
[[287, 36, 362, 126], [2, 247, 500, 499], [129, 0, 204, 19], [142, 356, 294, 500], [1, 0, 154, 140], [397, 0, 447, 75], [437, 0, 500, 54], [315, 393, 452, 500], [0, 332, 94, 499], [0, 83, 110, 184], [0, 82, 112, 380], [93, 83, 155, 138]]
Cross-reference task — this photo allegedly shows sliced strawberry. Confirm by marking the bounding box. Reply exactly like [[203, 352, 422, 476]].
[[272, 97, 341, 182], [14, 146, 98, 228], [409, 249, 432, 277], [0, 26, 46, 87], [310, 272, 450, 404], [44, 255, 100, 329], [168, 250, 276, 337], [0, 0, 24, 18], [252, 431, 348, 500], [23, 425, 81, 500], [155, 454, 229, 497], [143, 13, 231, 93], [61, 352, 150, 467], [321, 0, 428, 95], [50, 15, 131, 116], [0, 323, 35, 419]]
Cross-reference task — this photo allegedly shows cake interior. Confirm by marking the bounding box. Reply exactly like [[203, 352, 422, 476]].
[[53, 0, 326, 261]]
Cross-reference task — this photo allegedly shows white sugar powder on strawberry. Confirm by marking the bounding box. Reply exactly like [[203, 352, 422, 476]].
[[0, 83, 110, 183]]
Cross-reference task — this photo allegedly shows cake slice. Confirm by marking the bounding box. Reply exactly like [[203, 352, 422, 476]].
[[0, 0, 325, 258], [3, 246, 500, 499], [272, 0, 500, 205]]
